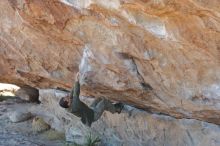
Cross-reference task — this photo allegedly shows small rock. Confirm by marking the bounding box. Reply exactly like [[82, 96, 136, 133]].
[[8, 111, 32, 123], [32, 117, 50, 133]]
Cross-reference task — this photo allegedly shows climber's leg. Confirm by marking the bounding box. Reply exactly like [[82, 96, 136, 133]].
[[92, 98, 124, 121]]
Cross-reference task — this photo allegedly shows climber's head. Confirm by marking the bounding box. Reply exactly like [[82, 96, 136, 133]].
[[59, 96, 70, 108]]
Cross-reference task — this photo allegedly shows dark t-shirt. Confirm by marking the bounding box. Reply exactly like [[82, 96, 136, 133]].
[[69, 81, 94, 127], [71, 101, 94, 127]]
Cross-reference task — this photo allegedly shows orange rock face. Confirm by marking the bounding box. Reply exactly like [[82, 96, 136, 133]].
[[0, 0, 220, 124]]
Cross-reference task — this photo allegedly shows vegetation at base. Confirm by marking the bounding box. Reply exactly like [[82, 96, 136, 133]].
[[85, 133, 101, 146], [0, 95, 16, 101], [64, 133, 101, 146], [41, 129, 65, 141], [0, 90, 16, 101]]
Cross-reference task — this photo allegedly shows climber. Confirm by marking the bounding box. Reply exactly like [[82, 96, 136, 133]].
[[59, 72, 124, 127]]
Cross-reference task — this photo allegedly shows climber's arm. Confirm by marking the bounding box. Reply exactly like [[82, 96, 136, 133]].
[[69, 83, 74, 105], [71, 73, 82, 112]]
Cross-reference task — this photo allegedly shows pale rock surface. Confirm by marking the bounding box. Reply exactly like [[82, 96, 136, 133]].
[[30, 89, 220, 146], [8, 110, 32, 123], [65, 127, 89, 144], [0, 0, 220, 125], [0, 100, 65, 146]]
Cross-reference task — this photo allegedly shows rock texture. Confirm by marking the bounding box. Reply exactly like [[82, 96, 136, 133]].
[[32, 89, 220, 146], [8, 111, 32, 123], [15, 86, 39, 102], [0, 100, 64, 146], [32, 117, 51, 133], [0, 0, 220, 124]]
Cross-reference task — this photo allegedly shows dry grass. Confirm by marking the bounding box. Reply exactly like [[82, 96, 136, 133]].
[[32, 117, 50, 133], [0, 95, 16, 101], [41, 129, 65, 140]]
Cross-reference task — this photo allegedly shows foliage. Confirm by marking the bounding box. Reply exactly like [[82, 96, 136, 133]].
[[0, 95, 15, 101], [42, 129, 65, 140], [64, 133, 101, 146], [85, 133, 101, 146]]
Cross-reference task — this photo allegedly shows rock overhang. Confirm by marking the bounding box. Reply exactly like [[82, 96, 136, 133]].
[[0, 0, 220, 124]]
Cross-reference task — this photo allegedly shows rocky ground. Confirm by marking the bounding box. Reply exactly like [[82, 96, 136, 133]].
[[0, 98, 65, 146], [1, 89, 220, 146]]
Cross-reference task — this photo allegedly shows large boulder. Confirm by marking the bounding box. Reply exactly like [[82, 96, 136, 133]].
[[0, 0, 220, 124]]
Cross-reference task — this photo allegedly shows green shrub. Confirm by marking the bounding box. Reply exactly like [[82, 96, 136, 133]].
[[85, 133, 101, 146], [64, 133, 101, 146], [0, 95, 15, 101]]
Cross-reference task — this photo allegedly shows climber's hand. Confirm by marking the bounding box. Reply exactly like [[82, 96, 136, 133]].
[[75, 72, 80, 81]]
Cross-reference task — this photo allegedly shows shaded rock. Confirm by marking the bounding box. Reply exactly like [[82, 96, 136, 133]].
[[29, 89, 220, 146], [15, 86, 39, 103], [0, 0, 220, 125], [8, 111, 32, 123]]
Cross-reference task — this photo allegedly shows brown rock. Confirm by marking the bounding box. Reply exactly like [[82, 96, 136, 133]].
[[15, 86, 39, 102], [0, 0, 220, 124]]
